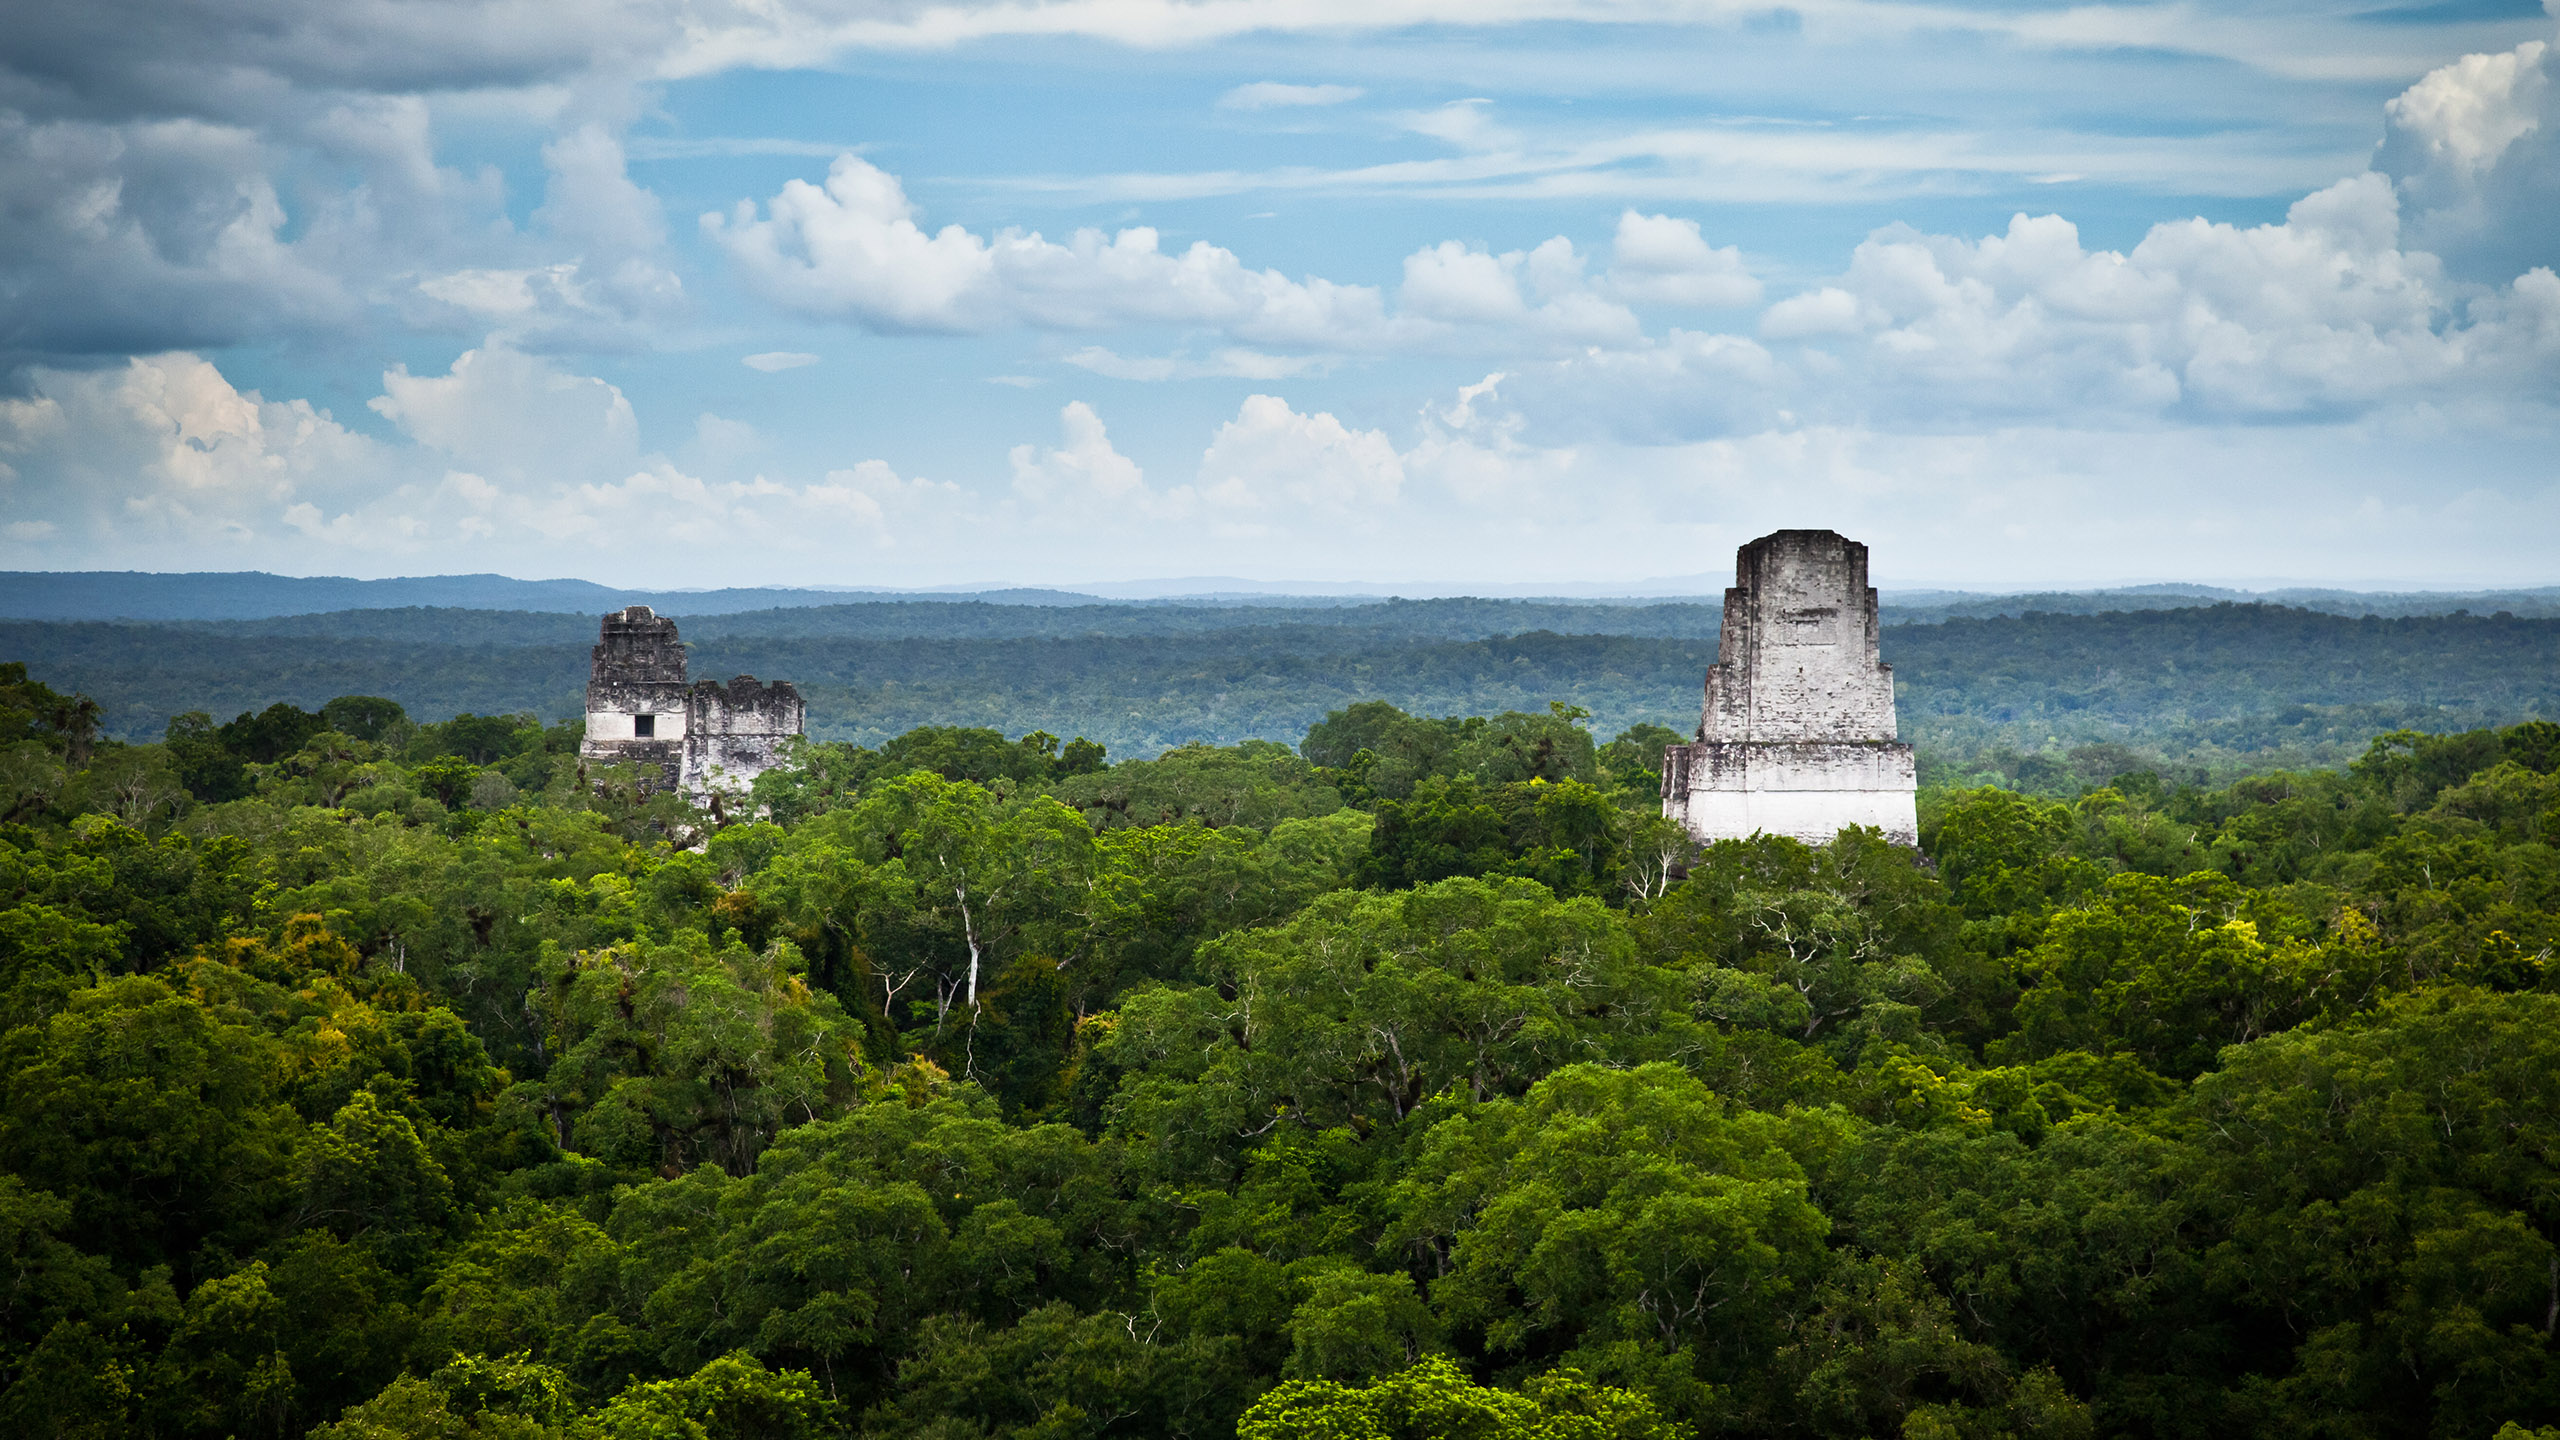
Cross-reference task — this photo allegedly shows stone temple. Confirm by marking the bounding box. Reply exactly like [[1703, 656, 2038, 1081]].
[[1660, 530, 1919, 847], [578, 606, 805, 798]]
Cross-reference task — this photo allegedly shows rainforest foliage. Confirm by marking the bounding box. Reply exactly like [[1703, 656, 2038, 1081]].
[[3, 667, 2560, 1440]]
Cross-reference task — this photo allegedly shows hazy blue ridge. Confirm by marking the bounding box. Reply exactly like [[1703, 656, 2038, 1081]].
[[9, 604, 2556, 779], [8, 570, 2558, 624]]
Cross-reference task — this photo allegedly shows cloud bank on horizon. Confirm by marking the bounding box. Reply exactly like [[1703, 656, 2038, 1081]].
[[0, 0, 2553, 588]]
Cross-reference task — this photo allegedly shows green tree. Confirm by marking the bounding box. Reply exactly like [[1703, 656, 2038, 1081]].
[[0, 975, 300, 1273], [1239, 1355, 1686, 1440], [0, 662, 102, 763], [2185, 986, 2560, 1437], [1385, 1063, 1835, 1386], [532, 934, 866, 1177], [1994, 872, 2330, 1080]]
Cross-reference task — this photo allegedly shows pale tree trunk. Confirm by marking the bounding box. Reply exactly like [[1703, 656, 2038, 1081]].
[[956, 880, 982, 1009]]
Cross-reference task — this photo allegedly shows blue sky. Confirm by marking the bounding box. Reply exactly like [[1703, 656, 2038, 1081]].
[[1, 0, 2554, 590]]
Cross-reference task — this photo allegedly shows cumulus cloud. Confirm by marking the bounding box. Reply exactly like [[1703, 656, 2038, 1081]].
[[1219, 82, 1363, 110], [0, 353, 405, 562], [1398, 237, 1641, 345], [392, 126, 683, 348], [0, 0, 685, 362], [1705, 173, 2560, 431], [526, 125, 685, 321], [2388, 40, 2549, 173], [537, 125, 667, 258], [2380, 35, 2559, 280], [742, 351, 821, 371], [0, 95, 663, 363], [1197, 395, 1404, 511], [707, 153, 1710, 357], [371, 344, 641, 479], [1487, 328, 1785, 445], [0, 113, 354, 358], [1758, 287, 1862, 340], [1009, 401, 1147, 504], [1606, 211, 1762, 308], [1402, 374, 1582, 510], [0, 346, 985, 573], [999, 393, 1425, 539], [706, 154, 1403, 345]]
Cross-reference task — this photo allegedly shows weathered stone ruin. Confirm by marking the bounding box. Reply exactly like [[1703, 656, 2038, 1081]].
[[579, 606, 805, 798], [1661, 529, 1919, 847]]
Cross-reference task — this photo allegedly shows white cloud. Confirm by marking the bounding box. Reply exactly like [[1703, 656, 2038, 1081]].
[[1729, 174, 2560, 426], [691, 412, 762, 467], [529, 125, 685, 323], [434, 450, 976, 559], [1607, 211, 1762, 308], [416, 267, 564, 319], [1402, 99, 1511, 150], [742, 350, 821, 371], [803, 461, 974, 547], [660, 0, 2544, 86], [1022, 122, 2333, 211], [1759, 287, 1863, 339], [1, 348, 2550, 589], [1402, 373, 1581, 509], [1219, 82, 1363, 110], [0, 353, 402, 561], [1009, 401, 1147, 504], [2386, 40, 2548, 175], [371, 344, 641, 478], [0, 346, 995, 573], [389, 126, 684, 348], [537, 125, 668, 257], [2380, 35, 2559, 281], [1400, 242, 1529, 323], [706, 154, 1401, 345], [708, 153, 1656, 356], [407, 263, 669, 346], [1379, 232, 1643, 348], [1490, 327, 1786, 444], [1196, 395, 1403, 511], [1062, 346, 1328, 380]]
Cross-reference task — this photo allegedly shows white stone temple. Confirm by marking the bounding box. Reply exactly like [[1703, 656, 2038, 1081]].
[[578, 606, 805, 799], [1660, 529, 1920, 847]]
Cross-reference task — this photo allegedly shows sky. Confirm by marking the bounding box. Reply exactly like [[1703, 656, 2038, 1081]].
[[0, 0, 2555, 591]]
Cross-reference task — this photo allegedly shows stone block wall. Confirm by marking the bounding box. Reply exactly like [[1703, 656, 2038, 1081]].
[[1662, 739, 1918, 846], [684, 676, 806, 798], [1701, 529, 1899, 743]]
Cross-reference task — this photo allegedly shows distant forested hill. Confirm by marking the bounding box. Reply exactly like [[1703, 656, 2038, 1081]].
[[7, 601, 2555, 779], [1881, 583, 2560, 622], [161, 597, 1729, 644], [0, 570, 1136, 619], [9, 567, 2556, 622]]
